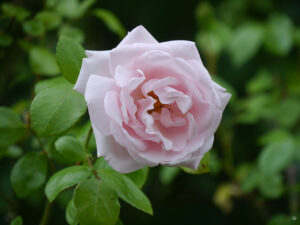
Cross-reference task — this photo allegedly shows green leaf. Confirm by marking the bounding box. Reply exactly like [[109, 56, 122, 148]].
[[98, 169, 153, 215], [56, 36, 86, 83], [259, 129, 291, 145], [2, 3, 30, 22], [11, 152, 47, 198], [58, 25, 84, 43], [0, 107, 26, 147], [94, 157, 112, 170], [0, 145, 23, 159], [258, 173, 283, 198], [94, 9, 126, 39], [30, 82, 87, 137], [66, 198, 78, 225], [273, 98, 300, 128], [159, 167, 180, 185], [126, 167, 149, 188], [196, 21, 231, 56], [228, 22, 264, 66], [195, 2, 214, 28], [35, 11, 62, 30], [246, 69, 273, 94], [34, 77, 67, 95], [10, 216, 23, 225], [258, 139, 295, 175], [267, 214, 297, 225], [29, 47, 59, 76], [115, 219, 124, 225], [23, 19, 45, 37], [74, 178, 120, 225], [45, 165, 91, 202], [265, 13, 293, 56], [54, 136, 87, 164], [241, 168, 260, 193], [47, 0, 96, 19], [237, 94, 275, 124]]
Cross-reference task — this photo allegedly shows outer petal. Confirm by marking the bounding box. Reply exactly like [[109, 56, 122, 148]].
[[85, 75, 116, 136], [160, 40, 202, 62], [212, 81, 231, 111], [184, 135, 214, 169], [74, 50, 110, 95], [118, 25, 158, 46], [109, 44, 172, 74], [93, 127, 144, 173]]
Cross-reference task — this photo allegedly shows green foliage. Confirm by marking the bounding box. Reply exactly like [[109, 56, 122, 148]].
[[35, 11, 62, 30], [10, 216, 23, 225], [196, 21, 231, 56], [54, 136, 87, 164], [30, 82, 86, 136], [74, 178, 120, 225], [29, 47, 59, 76], [267, 214, 298, 225], [94, 9, 126, 39], [45, 165, 91, 202], [66, 198, 77, 225], [0, 33, 13, 47], [246, 69, 273, 94], [2, 3, 30, 21], [11, 152, 47, 198], [58, 25, 85, 43], [258, 173, 283, 198], [23, 19, 45, 37], [0, 107, 26, 147], [264, 13, 293, 56], [46, 0, 96, 19], [0, 145, 23, 159], [56, 36, 86, 83], [125, 167, 149, 188], [2, 0, 300, 224], [98, 169, 153, 215], [159, 167, 180, 185], [34, 77, 67, 94], [258, 139, 295, 176], [228, 22, 264, 66]]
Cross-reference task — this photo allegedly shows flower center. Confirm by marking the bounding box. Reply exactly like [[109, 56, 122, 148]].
[[147, 91, 167, 114]]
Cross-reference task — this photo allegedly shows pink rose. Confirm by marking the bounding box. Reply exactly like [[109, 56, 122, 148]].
[[74, 26, 230, 173]]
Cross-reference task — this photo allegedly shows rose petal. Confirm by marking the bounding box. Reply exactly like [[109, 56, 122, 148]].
[[118, 25, 158, 46], [184, 135, 214, 169], [110, 121, 147, 152], [74, 50, 110, 95], [93, 127, 144, 173], [141, 76, 178, 97], [155, 86, 192, 114], [85, 75, 116, 136], [212, 81, 231, 111], [160, 40, 202, 61], [109, 44, 172, 74], [155, 108, 186, 128]]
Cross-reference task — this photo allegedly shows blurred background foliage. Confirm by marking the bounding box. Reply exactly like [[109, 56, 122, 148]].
[[1, 0, 300, 225]]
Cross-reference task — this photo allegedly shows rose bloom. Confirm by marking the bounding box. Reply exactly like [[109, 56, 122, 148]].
[[74, 26, 230, 173]]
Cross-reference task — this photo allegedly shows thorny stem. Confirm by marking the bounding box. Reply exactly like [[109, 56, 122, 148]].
[[27, 114, 56, 174], [39, 201, 52, 225], [85, 126, 93, 149], [26, 112, 55, 225]]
